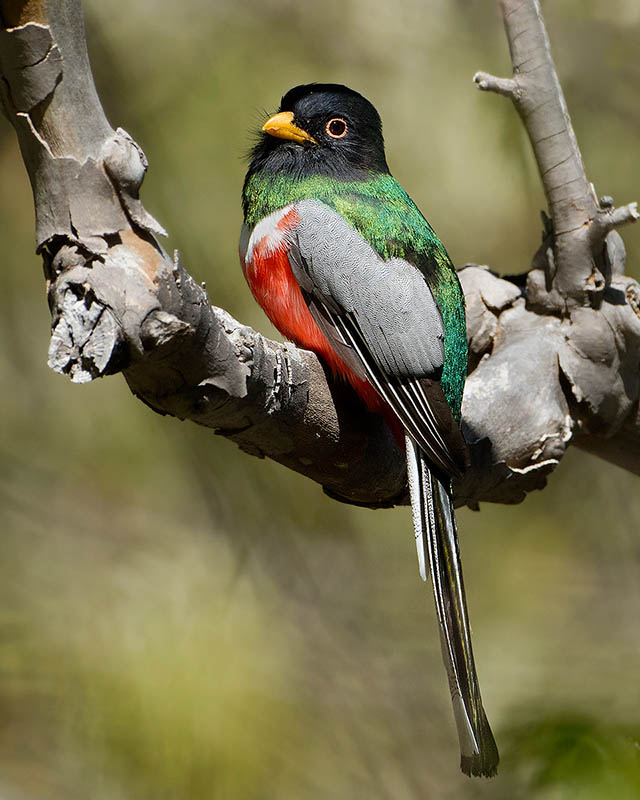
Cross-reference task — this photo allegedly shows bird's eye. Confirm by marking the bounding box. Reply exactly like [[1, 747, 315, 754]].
[[326, 118, 348, 138]]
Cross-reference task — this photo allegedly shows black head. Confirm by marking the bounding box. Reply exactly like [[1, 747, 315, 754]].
[[247, 83, 389, 181]]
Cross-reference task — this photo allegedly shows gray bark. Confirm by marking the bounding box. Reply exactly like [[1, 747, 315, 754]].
[[0, 0, 638, 510]]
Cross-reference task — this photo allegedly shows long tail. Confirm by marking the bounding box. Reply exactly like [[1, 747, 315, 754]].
[[405, 435, 499, 778]]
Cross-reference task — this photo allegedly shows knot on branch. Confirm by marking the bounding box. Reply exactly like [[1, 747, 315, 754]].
[[102, 128, 167, 238]]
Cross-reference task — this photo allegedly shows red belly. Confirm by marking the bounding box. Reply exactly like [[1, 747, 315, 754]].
[[243, 211, 403, 442]]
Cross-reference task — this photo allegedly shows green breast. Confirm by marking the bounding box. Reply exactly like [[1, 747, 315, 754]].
[[244, 171, 467, 419]]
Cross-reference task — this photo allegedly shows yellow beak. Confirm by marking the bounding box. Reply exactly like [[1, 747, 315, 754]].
[[262, 111, 317, 144]]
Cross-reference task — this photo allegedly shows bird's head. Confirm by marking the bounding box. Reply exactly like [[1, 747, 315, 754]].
[[248, 83, 389, 180]]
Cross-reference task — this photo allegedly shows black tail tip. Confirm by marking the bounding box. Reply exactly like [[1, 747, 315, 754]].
[[460, 752, 499, 778]]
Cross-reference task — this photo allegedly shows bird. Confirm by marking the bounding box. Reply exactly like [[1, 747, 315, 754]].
[[239, 83, 498, 778]]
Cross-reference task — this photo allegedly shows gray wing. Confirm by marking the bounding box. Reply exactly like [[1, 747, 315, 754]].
[[289, 199, 466, 479]]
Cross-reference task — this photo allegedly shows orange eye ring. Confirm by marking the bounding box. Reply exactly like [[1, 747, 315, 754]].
[[326, 118, 348, 138]]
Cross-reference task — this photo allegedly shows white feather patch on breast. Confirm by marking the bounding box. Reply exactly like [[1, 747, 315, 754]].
[[245, 205, 296, 263]]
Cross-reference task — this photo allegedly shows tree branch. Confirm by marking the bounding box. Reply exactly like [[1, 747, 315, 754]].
[[0, 0, 408, 508], [473, 72, 518, 99], [474, 0, 638, 311], [1, 0, 639, 513]]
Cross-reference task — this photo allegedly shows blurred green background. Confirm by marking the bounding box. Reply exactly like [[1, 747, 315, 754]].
[[1, 0, 640, 797]]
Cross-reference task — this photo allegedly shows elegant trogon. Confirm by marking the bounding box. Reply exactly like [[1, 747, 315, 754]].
[[239, 83, 498, 778]]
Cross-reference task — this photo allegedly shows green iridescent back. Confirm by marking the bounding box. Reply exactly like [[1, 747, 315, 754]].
[[244, 171, 467, 420]]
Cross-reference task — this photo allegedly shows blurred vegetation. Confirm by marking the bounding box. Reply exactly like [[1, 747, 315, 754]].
[[1, 0, 640, 797]]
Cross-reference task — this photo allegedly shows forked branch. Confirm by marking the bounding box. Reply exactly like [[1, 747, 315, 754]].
[[474, 0, 638, 309], [1, 0, 639, 512]]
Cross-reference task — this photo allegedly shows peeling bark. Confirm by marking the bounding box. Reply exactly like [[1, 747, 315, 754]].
[[1, 0, 638, 511]]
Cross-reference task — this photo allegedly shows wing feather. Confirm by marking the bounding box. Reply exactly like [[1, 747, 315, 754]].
[[334, 309, 463, 477], [288, 198, 466, 478]]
